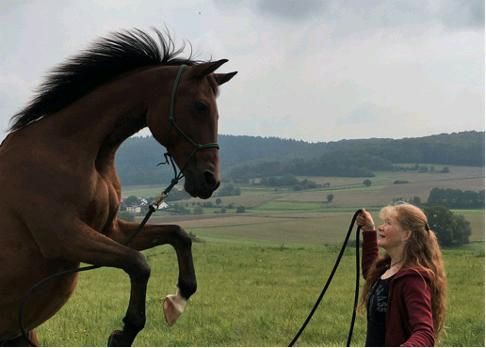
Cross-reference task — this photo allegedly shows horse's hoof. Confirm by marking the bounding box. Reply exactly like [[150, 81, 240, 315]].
[[163, 292, 187, 326], [108, 330, 132, 347]]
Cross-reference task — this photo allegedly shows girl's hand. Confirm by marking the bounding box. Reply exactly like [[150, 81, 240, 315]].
[[357, 209, 375, 231]]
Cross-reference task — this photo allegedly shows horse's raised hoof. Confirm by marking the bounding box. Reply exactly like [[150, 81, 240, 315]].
[[163, 291, 187, 326], [108, 329, 134, 347]]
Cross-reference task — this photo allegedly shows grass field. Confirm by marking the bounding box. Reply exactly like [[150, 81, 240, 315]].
[[35, 166, 484, 346], [37, 242, 484, 346]]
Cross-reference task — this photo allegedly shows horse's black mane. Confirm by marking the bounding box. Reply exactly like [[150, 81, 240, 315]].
[[9, 28, 198, 132]]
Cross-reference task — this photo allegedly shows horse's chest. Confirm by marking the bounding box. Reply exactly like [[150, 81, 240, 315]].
[[85, 176, 120, 233]]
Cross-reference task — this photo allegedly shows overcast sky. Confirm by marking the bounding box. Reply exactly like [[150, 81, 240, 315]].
[[1, 0, 484, 142]]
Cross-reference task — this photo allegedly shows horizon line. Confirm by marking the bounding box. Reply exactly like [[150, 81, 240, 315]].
[[129, 129, 485, 144]]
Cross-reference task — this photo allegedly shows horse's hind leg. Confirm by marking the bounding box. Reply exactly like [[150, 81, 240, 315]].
[[1, 330, 39, 347], [24, 217, 150, 347]]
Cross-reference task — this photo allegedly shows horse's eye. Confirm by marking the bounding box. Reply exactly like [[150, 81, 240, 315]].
[[194, 101, 209, 114]]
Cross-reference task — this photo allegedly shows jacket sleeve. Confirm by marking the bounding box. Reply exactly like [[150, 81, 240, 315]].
[[399, 274, 435, 347], [361, 230, 379, 279]]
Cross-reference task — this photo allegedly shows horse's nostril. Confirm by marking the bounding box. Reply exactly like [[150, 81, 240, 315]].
[[203, 171, 218, 189]]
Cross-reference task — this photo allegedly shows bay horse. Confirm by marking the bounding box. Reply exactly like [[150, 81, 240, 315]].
[[0, 29, 236, 346]]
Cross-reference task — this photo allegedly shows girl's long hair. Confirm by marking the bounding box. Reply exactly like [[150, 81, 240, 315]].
[[359, 203, 447, 338]]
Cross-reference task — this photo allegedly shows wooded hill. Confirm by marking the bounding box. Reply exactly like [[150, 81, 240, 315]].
[[115, 131, 484, 185]]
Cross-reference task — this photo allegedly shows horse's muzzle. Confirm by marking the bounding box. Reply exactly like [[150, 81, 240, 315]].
[[184, 169, 220, 199]]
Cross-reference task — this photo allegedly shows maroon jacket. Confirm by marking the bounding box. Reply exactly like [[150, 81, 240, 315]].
[[362, 230, 435, 347]]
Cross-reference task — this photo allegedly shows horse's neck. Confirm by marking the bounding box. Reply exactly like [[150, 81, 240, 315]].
[[66, 72, 152, 148], [38, 67, 171, 164]]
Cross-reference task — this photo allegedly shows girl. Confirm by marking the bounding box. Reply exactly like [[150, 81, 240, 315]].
[[357, 203, 446, 346]]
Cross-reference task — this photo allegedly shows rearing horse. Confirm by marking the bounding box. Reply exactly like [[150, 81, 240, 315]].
[[0, 29, 236, 346]]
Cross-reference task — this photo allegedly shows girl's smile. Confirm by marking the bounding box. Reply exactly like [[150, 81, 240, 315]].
[[377, 214, 409, 251]]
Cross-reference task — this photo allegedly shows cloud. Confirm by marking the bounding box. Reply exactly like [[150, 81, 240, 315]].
[[0, 1, 483, 142], [217, 0, 484, 32], [436, 0, 484, 29], [0, 70, 33, 133], [338, 103, 382, 126], [254, 0, 325, 21]]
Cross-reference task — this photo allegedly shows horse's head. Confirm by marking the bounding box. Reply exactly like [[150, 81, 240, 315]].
[[147, 60, 237, 199]]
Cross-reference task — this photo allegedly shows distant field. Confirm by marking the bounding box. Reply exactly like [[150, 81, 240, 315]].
[[150, 209, 484, 245], [287, 166, 484, 208], [37, 242, 484, 346], [131, 165, 484, 245], [124, 165, 483, 209]]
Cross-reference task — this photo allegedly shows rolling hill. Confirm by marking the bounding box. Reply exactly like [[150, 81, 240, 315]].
[[115, 131, 484, 185]]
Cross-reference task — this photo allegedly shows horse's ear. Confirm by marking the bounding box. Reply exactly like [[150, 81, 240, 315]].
[[214, 71, 238, 86], [190, 59, 229, 79]]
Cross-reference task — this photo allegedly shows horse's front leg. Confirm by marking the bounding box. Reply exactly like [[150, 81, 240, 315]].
[[24, 214, 150, 347], [111, 220, 197, 325]]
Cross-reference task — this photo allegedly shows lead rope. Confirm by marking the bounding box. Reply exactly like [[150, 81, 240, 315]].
[[288, 209, 362, 347]]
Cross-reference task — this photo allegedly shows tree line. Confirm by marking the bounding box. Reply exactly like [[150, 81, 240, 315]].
[[389, 188, 483, 247], [427, 188, 484, 209], [423, 205, 472, 247], [115, 131, 484, 185]]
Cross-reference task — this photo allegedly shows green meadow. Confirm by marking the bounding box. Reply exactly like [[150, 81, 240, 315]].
[[37, 166, 484, 346], [37, 242, 484, 346]]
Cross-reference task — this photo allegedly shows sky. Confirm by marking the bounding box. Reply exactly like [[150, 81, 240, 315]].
[[0, 0, 484, 142]]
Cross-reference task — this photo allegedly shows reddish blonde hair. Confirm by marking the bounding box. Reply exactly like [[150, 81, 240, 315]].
[[360, 203, 447, 338]]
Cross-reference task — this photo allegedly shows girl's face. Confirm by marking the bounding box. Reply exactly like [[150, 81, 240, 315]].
[[377, 211, 410, 251]]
